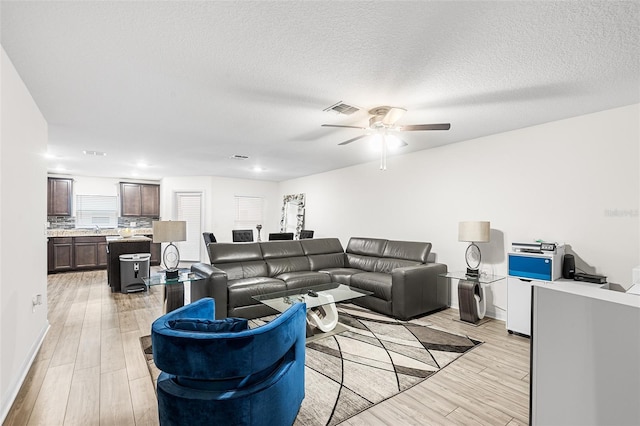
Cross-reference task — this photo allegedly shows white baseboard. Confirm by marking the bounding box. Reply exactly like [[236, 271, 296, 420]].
[[1, 321, 50, 424]]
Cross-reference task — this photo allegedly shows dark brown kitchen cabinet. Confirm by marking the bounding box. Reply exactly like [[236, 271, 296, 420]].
[[98, 241, 108, 267], [120, 182, 160, 217], [47, 236, 108, 272], [50, 237, 74, 272], [74, 236, 107, 269], [141, 184, 160, 217], [145, 235, 161, 266], [47, 178, 73, 216]]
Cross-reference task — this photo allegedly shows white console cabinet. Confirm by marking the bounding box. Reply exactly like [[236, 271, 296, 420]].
[[507, 276, 547, 336], [507, 247, 564, 336]]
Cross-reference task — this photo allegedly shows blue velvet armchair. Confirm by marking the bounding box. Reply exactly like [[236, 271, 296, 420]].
[[151, 297, 306, 426]]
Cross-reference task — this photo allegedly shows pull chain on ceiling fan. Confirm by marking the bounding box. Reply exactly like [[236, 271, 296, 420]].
[[322, 106, 451, 170]]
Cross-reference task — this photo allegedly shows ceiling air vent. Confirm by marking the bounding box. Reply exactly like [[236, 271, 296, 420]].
[[323, 101, 360, 115], [230, 154, 249, 160]]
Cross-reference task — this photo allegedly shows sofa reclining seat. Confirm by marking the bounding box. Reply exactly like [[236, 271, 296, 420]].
[[152, 297, 306, 426]]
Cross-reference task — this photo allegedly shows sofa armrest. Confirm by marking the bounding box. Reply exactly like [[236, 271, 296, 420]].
[[191, 263, 229, 320], [391, 262, 448, 320]]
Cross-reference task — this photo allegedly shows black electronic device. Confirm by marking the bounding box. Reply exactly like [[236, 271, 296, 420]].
[[562, 254, 575, 279], [307, 290, 318, 297], [574, 272, 607, 284]]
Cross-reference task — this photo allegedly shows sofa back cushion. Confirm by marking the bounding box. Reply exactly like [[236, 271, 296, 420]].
[[300, 238, 346, 271], [345, 237, 386, 272], [209, 242, 263, 263], [373, 240, 433, 273], [346, 237, 387, 257], [346, 253, 380, 271], [261, 241, 310, 277], [208, 243, 268, 279], [383, 240, 431, 262]]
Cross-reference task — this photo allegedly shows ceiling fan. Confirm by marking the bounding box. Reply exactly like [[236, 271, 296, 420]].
[[321, 106, 450, 170]]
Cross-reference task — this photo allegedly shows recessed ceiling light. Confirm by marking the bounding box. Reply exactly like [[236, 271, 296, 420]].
[[137, 161, 148, 168], [230, 154, 249, 160], [83, 150, 107, 156], [252, 166, 264, 172]]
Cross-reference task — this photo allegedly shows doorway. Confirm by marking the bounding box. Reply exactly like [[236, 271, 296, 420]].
[[175, 192, 203, 262]]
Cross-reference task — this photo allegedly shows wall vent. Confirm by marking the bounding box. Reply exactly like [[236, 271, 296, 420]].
[[323, 101, 360, 115]]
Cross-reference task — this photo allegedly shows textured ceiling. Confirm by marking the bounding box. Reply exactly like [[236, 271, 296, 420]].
[[2, 1, 639, 181]]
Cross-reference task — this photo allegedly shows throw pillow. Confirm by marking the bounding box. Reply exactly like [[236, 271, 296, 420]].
[[168, 317, 248, 333]]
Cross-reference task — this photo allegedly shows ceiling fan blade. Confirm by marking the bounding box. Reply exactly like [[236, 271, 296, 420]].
[[398, 123, 451, 131], [382, 107, 407, 126], [321, 124, 368, 130], [338, 134, 368, 145]]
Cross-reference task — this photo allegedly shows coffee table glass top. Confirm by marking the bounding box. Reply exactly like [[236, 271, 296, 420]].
[[143, 269, 206, 286], [252, 283, 372, 313], [439, 271, 505, 284]]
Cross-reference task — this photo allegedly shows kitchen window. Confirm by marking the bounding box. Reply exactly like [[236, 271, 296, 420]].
[[76, 195, 118, 228]]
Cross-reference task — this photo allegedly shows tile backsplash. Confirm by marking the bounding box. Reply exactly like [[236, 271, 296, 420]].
[[47, 216, 154, 229]]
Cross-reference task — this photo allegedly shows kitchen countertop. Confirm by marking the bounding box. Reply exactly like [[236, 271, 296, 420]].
[[47, 228, 153, 238], [106, 235, 152, 243]]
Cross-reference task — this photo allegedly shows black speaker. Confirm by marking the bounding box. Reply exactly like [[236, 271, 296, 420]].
[[563, 254, 575, 279]]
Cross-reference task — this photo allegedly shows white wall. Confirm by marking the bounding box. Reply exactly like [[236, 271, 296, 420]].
[[161, 176, 280, 262], [0, 47, 49, 421], [279, 104, 640, 320]]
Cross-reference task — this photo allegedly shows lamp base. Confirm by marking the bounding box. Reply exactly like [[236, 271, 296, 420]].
[[466, 268, 479, 278], [165, 268, 179, 280]]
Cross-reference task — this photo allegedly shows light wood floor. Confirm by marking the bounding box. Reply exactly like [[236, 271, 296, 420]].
[[4, 270, 530, 425]]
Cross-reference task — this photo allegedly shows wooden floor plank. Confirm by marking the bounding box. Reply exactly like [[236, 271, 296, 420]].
[[99, 368, 136, 426], [64, 366, 100, 425], [129, 376, 160, 426], [26, 363, 74, 426]]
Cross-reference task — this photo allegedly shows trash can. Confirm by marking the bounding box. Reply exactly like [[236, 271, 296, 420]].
[[119, 253, 151, 293]]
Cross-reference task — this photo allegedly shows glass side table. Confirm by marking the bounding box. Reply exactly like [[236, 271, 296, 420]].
[[439, 272, 505, 325], [143, 269, 207, 314]]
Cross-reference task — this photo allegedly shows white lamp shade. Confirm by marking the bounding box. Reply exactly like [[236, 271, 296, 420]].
[[152, 221, 187, 243], [458, 221, 490, 243]]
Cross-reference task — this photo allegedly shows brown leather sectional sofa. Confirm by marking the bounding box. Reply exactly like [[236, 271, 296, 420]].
[[191, 237, 448, 321]]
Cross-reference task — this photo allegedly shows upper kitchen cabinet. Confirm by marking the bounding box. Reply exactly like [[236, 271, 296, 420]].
[[120, 182, 160, 217], [47, 177, 73, 216]]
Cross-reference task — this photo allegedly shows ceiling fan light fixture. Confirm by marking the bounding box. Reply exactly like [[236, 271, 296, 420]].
[[386, 134, 403, 150]]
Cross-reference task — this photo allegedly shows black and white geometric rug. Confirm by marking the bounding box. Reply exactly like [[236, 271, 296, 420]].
[[141, 304, 481, 426]]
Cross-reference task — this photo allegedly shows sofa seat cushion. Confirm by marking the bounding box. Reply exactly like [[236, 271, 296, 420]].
[[276, 271, 332, 290], [319, 268, 365, 285], [227, 277, 287, 309], [350, 272, 392, 301]]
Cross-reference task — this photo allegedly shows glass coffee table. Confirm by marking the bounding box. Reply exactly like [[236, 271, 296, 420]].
[[253, 283, 372, 337]]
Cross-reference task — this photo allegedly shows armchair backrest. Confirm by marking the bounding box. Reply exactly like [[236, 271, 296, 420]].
[[152, 298, 306, 380]]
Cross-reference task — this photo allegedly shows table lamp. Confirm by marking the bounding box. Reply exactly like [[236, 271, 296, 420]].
[[458, 221, 490, 277], [152, 220, 187, 279]]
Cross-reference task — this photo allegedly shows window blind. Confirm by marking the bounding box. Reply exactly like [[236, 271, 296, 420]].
[[234, 196, 263, 230], [76, 195, 118, 228]]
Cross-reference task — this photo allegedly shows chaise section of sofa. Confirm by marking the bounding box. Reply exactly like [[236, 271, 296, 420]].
[[192, 237, 448, 321], [321, 237, 448, 320]]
